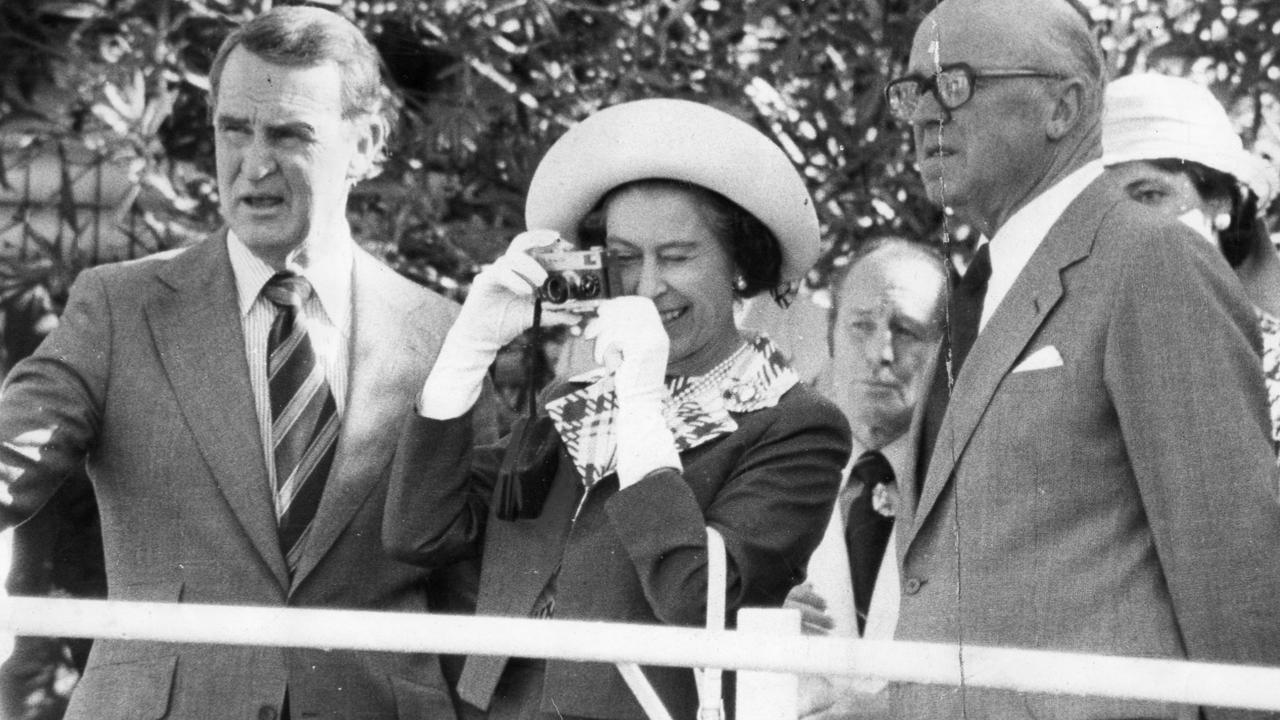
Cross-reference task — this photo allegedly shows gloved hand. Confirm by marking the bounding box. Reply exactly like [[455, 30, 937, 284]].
[[585, 296, 681, 487], [418, 230, 559, 418]]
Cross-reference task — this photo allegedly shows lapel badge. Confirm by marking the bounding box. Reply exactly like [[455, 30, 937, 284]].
[[872, 482, 899, 518]]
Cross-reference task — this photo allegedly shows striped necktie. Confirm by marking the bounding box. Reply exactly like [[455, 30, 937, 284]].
[[263, 272, 340, 574]]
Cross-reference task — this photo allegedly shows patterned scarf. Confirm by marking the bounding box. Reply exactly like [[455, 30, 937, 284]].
[[546, 335, 798, 487]]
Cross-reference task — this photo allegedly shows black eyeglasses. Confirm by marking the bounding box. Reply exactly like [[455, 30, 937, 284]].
[[885, 63, 1066, 122]]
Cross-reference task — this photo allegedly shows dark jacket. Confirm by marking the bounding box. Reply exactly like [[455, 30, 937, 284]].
[[385, 380, 850, 719]]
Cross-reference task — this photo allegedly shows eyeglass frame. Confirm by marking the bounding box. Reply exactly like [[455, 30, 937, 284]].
[[884, 62, 1068, 123]]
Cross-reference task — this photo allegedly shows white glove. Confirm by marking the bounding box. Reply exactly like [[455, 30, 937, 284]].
[[419, 230, 559, 418], [584, 297, 682, 487]]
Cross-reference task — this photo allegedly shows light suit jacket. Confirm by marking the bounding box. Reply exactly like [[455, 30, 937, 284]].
[[893, 173, 1280, 720], [0, 233, 465, 720]]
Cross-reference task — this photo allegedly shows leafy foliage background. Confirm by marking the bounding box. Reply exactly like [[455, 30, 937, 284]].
[[3, 0, 1279, 312], [0, 0, 1279, 716]]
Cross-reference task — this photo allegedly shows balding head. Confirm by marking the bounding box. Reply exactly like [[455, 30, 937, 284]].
[[828, 238, 946, 446], [903, 0, 1104, 233]]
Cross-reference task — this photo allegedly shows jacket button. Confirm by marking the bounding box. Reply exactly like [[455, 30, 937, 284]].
[[257, 706, 278, 720], [903, 577, 925, 595]]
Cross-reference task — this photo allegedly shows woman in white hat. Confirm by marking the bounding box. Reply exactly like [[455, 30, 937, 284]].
[[385, 99, 850, 719], [1103, 72, 1280, 455]]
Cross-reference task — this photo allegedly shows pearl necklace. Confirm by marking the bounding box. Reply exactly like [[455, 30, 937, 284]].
[[668, 341, 753, 403]]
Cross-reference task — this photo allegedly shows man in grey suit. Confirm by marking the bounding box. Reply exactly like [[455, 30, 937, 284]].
[[886, 0, 1280, 718], [0, 7, 481, 719]]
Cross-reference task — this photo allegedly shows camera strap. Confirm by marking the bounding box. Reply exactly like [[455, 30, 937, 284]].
[[492, 297, 559, 522], [523, 298, 543, 417]]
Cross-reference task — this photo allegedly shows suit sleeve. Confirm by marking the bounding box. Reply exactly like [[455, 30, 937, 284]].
[[0, 269, 110, 529], [1104, 224, 1280, 673], [605, 390, 851, 627], [383, 407, 505, 567]]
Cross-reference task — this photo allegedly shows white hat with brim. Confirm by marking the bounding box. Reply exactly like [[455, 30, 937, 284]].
[[524, 98, 820, 288], [1102, 73, 1276, 205]]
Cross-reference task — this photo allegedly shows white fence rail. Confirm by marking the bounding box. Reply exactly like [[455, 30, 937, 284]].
[[4, 597, 1280, 713]]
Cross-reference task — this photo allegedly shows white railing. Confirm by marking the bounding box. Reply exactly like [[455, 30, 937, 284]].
[[4, 597, 1280, 717]]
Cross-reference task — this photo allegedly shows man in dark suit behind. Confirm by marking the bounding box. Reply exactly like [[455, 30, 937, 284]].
[[886, 1, 1280, 718], [787, 238, 945, 720], [0, 7, 480, 719]]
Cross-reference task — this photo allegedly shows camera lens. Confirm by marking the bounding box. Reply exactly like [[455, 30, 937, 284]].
[[541, 276, 571, 304], [577, 274, 601, 299]]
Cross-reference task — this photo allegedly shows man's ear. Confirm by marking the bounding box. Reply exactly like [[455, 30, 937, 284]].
[[347, 115, 388, 182], [1046, 78, 1085, 140]]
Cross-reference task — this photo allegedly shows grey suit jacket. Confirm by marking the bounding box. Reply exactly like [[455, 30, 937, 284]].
[[0, 233, 464, 720], [893, 173, 1280, 720]]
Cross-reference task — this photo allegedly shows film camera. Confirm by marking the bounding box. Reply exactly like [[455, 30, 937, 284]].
[[530, 244, 620, 313]]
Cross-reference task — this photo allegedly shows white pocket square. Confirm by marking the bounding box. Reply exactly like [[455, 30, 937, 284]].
[[1012, 345, 1063, 373]]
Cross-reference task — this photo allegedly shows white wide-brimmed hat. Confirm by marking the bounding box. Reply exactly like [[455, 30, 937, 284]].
[[524, 98, 820, 288], [1103, 73, 1276, 205]]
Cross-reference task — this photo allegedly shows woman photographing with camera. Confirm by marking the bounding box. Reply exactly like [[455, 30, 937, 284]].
[[384, 98, 851, 719]]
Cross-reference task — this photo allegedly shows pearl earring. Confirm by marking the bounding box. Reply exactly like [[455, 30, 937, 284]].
[[733, 275, 748, 292], [1213, 212, 1232, 232]]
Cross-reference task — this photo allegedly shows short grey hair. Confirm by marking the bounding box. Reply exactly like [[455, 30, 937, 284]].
[[208, 6, 395, 131]]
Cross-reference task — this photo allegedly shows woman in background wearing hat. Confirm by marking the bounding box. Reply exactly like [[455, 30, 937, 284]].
[[384, 98, 851, 719], [1103, 72, 1280, 456]]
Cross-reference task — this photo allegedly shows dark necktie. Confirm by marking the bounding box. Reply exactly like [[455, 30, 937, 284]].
[[844, 450, 895, 636], [263, 272, 340, 574], [918, 243, 992, 494], [946, 242, 992, 377]]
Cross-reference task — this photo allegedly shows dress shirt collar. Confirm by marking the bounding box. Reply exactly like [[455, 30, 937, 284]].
[[227, 231, 353, 329], [843, 427, 910, 492], [979, 160, 1104, 330]]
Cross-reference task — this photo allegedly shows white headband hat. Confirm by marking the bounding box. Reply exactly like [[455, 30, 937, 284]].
[[1102, 73, 1276, 205], [524, 98, 820, 290]]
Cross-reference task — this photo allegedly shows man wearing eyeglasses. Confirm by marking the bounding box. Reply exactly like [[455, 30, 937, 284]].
[[884, 1, 1280, 719]]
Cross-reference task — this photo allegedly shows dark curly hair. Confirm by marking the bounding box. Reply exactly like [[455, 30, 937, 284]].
[[577, 179, 786, 302], [1146, 158, 1268, 268]]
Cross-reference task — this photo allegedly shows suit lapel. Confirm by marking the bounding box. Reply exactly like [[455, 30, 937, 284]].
[[146, 234, 290, 588], [903, 177, 1119, 555], [289, 250, 445, 590], [896, 348, 937, 533]]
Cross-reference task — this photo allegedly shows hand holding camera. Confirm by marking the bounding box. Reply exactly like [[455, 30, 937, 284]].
[[418, 230, 560, 418], [460, 230, 561, 350], [587, 297, 670, 397], [585, 297, 681, 487]]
